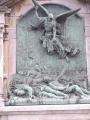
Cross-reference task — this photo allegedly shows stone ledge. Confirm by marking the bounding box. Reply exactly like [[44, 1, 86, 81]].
[[0, 104, 90, 115]]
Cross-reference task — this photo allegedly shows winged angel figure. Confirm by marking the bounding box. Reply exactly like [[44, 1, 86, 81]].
[[29, 0, 80, 62]]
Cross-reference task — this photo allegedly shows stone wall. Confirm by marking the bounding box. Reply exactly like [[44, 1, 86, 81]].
[[0, 0, 90, 119]]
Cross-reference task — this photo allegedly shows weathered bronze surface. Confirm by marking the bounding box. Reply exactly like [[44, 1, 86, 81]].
[[29, 0, 80, 62], [6, 0, 90, 106]]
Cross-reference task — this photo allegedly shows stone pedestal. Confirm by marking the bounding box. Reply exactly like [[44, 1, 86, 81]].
[[1, 105, 90, 120]]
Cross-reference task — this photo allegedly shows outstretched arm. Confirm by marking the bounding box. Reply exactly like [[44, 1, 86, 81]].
[[28, 18, 45, 30], [53, 20, 56, 40], [28, 22, 38, 30], [35, 6, 41, 21], [32, 0, 49, 16]]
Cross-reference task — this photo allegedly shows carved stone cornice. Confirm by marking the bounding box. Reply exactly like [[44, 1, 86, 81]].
[[0, 0, 22, 8], [0, 19, 9, 42], [0, 24, 4, 32], [0, 24, 5, 39], [0, 0, 22, 14], [78, 0, 90, 3], [3, 24, 9, 41]]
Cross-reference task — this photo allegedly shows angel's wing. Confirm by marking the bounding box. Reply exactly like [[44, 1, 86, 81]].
[[55, 8, 81, 24], [32, 0, 49, 17]]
